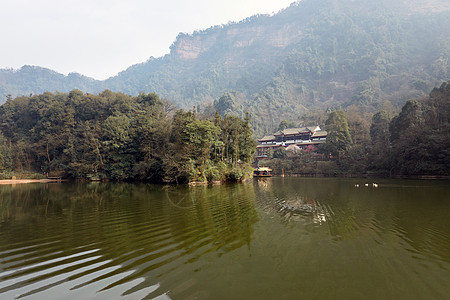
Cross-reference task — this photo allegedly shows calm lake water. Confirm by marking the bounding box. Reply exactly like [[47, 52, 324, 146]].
[[1, 177, 450, 299]]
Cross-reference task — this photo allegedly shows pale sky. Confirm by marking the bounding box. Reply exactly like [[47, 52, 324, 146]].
[[0, 0, 295, 80]]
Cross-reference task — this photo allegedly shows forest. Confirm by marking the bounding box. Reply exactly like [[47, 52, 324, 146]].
[[1, 0, 449, 141], [0, 80, 448, 182], [0, 90, 256, 183], [261, 81, 450, 177]]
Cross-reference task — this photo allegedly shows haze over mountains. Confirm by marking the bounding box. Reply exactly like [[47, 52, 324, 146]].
[[1, 0, 449, 133]]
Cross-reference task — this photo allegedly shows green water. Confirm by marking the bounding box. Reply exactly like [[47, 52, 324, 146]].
[[1, 178, 450, 299]]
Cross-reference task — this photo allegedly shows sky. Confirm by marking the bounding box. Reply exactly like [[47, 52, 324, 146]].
[[0, 0, 295, 80]]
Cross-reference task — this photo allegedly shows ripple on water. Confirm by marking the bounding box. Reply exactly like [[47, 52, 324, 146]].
[[2, 180, 450, 299]]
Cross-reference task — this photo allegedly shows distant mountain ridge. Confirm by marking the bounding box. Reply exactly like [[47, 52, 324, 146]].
[[1, 0, 450, 134], [0, 65, 103, 98]]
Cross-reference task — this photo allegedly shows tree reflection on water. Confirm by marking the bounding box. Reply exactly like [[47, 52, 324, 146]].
[[1, 179, 450, 300], [0, 182, 259, 299]]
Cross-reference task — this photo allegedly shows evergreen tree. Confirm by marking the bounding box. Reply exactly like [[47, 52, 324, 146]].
[[322, 110, 352, 157], [369, 110, 392, 172]]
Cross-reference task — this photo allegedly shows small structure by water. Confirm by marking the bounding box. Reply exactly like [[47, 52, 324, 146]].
[[253, 167, 272, 177]]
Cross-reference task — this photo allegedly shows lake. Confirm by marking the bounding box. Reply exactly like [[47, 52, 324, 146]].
[[1, 177, 450, 299]]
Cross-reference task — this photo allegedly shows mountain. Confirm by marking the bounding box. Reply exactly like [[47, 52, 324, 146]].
[[1, 0, 450, 134], [0, 66, 104, 98]]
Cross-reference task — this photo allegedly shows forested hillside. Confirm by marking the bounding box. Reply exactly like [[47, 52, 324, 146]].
[[1, 81, 447, 181], [0, 90, 256, 183], [262, 81, 450, 177], [1, 0, 449, 135]]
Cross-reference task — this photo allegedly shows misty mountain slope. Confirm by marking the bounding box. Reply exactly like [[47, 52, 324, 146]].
[[0, 66, 103, 98], [104, 2, 317, 106], [239, 0, 450, 134], [1, 0, 449, 136]]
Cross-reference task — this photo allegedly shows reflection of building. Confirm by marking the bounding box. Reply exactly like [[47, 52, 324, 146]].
[[256, 126, 327, 159]]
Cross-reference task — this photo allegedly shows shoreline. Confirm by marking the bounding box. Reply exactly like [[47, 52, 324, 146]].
[[1, 175, 448, 185], [0, 179, 64, 185], [267, 173, 450, 180]]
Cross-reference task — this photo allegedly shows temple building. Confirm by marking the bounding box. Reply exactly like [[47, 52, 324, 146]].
[[256, 126, 327, 159]]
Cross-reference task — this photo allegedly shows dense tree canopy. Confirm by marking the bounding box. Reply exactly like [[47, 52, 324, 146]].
[[0, 90, 256, 182], [0, 81, 448, 181], [262, 81, 450, 177], [323, 110, 352, 156]]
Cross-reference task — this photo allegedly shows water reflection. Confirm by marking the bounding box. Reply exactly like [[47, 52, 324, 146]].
[[1, 179, 450, 299], [253, 177, 329, 224], [251, 177, 450, 299], [253, 177, 450, 266], [0, 183, 258, 299]]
